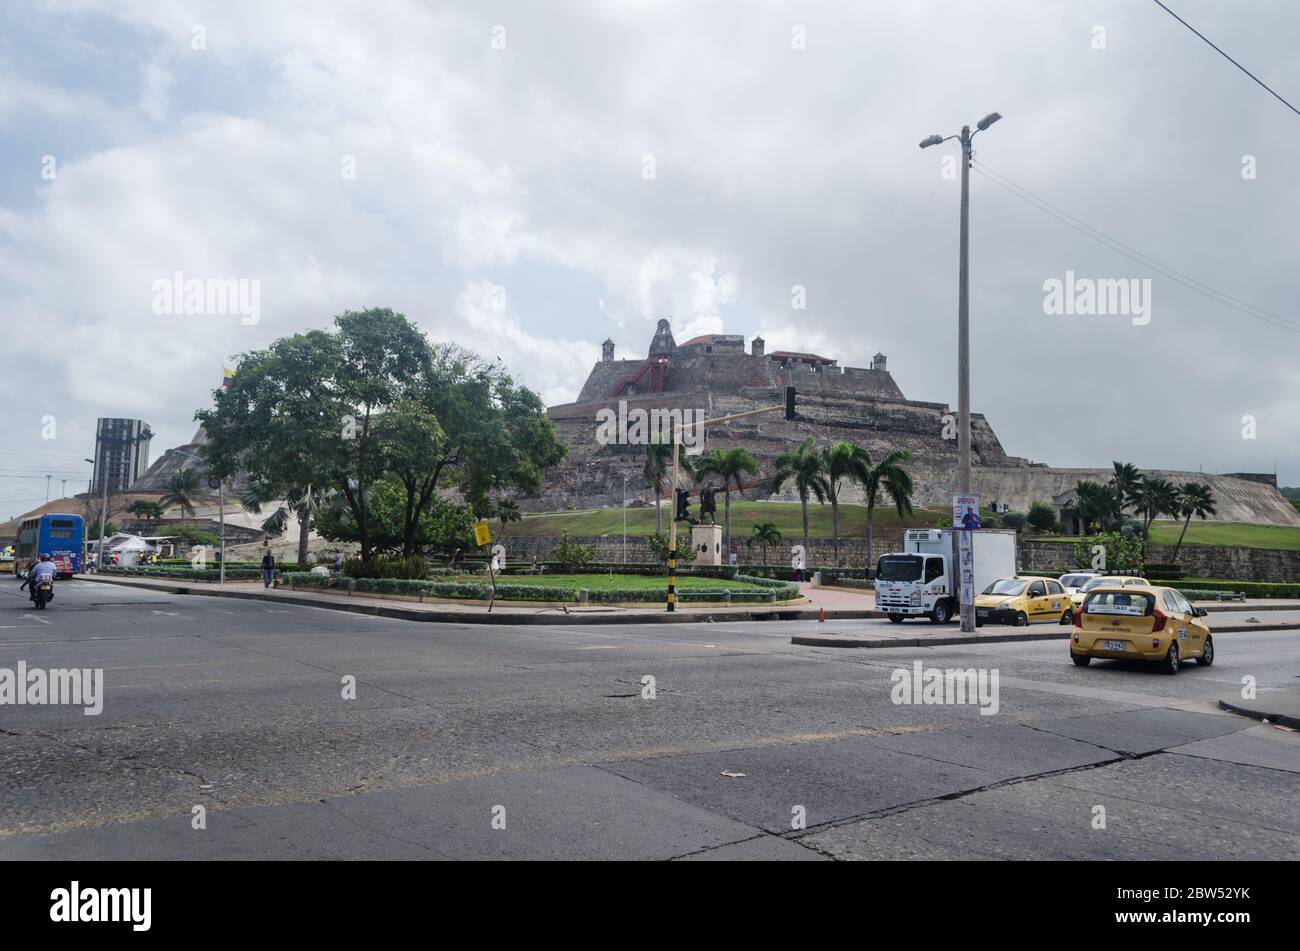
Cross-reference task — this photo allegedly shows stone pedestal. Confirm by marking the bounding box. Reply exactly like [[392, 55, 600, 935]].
[[691, 523, 723, 566]]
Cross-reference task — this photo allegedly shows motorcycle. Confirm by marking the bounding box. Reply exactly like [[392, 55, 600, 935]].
[[34, 579, 53, 609]]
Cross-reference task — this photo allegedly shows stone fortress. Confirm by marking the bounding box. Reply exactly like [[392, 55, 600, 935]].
[[537, 319, 1300, 527]]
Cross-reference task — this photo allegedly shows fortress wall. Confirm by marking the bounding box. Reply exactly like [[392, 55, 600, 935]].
[[967, 467, 1300, 527]]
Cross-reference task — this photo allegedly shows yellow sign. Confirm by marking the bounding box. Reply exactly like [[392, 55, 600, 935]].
[[473, 520, 491, 546]]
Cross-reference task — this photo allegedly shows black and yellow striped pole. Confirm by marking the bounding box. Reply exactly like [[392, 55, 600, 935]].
[[666, 436, 680, 612]]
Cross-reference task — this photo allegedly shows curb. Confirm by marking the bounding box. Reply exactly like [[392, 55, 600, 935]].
[[76, 575, 883, 626], [793, 630, 1071, 649], [1217, 698, 1300, 731], [793, 620, 1300, 649]]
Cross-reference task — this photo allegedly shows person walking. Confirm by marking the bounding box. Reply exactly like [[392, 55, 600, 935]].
[[261, 550, 275, 588]]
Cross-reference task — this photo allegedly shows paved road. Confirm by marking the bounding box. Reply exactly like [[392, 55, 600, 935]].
[[1, 579, 1297, 859]]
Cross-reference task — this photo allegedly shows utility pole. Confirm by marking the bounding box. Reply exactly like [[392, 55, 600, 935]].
[[921, 111, 1001, 634], [45, 475, 51, 504], [60, 479, 67, 498], [622, 474, 628, 564]]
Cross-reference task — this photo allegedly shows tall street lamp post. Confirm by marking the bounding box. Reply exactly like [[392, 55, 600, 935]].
[[920, 111, 1001, 634]]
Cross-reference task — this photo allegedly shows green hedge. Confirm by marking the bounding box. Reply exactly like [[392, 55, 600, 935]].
[[104, 566, 263, 581], [279, 571, 800, 604]]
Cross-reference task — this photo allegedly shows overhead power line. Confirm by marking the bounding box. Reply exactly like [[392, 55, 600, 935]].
[[970, 160, 1300, 336], [1150, 0, 1300, 118]]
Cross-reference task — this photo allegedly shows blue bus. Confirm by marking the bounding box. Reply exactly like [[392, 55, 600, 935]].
[[15, 513, 84, 578]]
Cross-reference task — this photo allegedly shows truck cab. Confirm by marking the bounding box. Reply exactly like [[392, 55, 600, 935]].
[[875, 528, 1019, 625]]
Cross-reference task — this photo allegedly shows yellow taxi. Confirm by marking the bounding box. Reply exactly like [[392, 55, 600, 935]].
[[975, 576, 1073, 627], [1070, 584, 1213, 673], [1068, 574, 1150, 611]]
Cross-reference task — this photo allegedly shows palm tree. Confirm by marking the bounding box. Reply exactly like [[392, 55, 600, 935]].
[[820, 442, 869, 566], [643, 436, 693, 534], [747, 522, 782, 565], [495, 498, 522, 525], [1108, 462, 1141, 527], [855, 449, 914, 572], [126, 500, 164, 523], [159, 469, 202, 519], [694, 447, 759, 558], [1130, 476, 1180, 562], [240, 481, 331, 569], [1073, 480, 1112, 535], [1171, 483, 1216, 562], [771, 437, 828, 561]]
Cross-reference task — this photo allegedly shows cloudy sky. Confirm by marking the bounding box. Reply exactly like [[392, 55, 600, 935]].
[[2, 0, 1298, 519]]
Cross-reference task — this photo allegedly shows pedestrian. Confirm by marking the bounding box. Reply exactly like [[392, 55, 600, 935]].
[[261, 550, 275, 588], [332, 550, 343, 573]]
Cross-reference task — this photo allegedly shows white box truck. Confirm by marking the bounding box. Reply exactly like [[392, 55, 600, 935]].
[[874, 528, 1018, 624]]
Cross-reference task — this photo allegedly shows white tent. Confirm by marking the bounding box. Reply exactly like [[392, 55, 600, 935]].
[[109, 534, 155, 567]]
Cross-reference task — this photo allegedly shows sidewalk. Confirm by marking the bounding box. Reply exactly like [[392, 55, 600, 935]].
[[76, 575, 879, 626], [1218, 688, 1300, 730]]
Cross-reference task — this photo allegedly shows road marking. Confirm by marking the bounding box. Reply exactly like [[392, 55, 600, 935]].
[[18, 614, 52, 625]]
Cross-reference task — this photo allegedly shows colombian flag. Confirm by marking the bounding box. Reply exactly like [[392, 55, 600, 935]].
[[222, 367, 234, 388]]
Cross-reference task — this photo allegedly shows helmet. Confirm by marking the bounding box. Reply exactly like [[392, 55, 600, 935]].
[[39, 553, 51, 561]]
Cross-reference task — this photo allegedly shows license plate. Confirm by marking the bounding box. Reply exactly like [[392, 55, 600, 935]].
[[1103, 640, 1126, 651], [977, 609, 989, 618]]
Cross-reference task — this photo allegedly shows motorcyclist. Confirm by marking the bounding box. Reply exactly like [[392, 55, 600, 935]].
[[21, 553, 57, 602]]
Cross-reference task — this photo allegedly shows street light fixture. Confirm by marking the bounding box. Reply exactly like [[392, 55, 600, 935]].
[[919, 110, 1003, 634]]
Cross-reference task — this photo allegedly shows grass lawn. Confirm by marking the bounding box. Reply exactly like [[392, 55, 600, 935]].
[[497, 500, 949, 542], [469, 573, 769, 592], [1028, 520, 1300, 551], [1145, 520, 1300, 551]]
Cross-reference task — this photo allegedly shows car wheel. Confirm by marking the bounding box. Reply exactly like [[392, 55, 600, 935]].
[[1196, 636, 1214, 666], [1014, 611, 1028, 627], [1071, 653, 1091, 667], [930, 601, 950, 624], [1060, 610, 1073, 625], [1162, 641, 1180, 674], [887, 614, 904, 624]]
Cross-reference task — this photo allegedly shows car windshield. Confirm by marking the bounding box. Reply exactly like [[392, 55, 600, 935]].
[[1060, 574, 1092, 587], [1081, 577, 1123, 592], [983, 579, 1026, 596], [876, 555, 923, 582]]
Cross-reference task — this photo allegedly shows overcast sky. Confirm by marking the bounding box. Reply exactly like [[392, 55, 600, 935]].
[[3, 0, 1298, 519]]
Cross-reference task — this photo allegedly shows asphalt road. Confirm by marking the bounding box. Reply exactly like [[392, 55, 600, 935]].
[[1, 579, 1297, 860]]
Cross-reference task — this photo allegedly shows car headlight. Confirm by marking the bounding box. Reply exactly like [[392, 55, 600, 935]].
[[998, 601, 1012, 609]]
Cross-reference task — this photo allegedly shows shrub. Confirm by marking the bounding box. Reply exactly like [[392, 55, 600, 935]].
[[1002, 511, 1027, 532], [553, 533, 598, 570], [1026, 502, 1058, 533], [644, 533, 696, 565]]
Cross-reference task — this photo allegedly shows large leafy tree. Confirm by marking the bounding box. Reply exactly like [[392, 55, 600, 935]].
[[694, 446, 759, 558], [1171, 482, 1216, 562], [313, 477, 475, 554], [198, 310, 430, 559], [854, 449, 914, 570], [771, 437, 828, 560], [1072, 480, 1115, 534], [198, 310, 564, 561]]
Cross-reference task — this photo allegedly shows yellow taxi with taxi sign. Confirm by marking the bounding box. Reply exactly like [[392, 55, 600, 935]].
[[974, 576, 1073, 627], [1070, 584, 1213, 674]]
